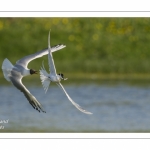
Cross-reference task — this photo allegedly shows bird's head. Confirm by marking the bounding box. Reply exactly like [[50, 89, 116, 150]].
[[58, 73, 68, 80], [30, 69, 38, 75]]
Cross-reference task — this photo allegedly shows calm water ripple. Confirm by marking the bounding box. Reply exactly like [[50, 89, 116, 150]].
[[1, 83, 150, 132]]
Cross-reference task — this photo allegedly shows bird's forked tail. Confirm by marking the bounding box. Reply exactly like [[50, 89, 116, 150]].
[[39, 62, 50, 93], [2, 58, 14, 82]]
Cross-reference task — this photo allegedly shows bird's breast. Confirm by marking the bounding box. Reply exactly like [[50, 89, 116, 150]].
[[49, 75, 61, 82]]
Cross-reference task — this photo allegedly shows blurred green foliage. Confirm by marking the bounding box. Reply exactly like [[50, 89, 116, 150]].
[[1, 18, 150, 77]]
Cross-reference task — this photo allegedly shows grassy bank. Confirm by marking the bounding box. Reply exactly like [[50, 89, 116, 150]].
[[1, 72, 150, 87], [1, 18, 150, 77]]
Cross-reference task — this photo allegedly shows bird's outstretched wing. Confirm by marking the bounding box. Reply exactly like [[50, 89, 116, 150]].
[[47, 31, 57, 75], [16, 44, 66, 69], [10, 70, 46, 113], [56, 83, 92, 115]]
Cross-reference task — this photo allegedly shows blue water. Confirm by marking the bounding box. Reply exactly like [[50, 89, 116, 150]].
[[1, 82, 150, 132]]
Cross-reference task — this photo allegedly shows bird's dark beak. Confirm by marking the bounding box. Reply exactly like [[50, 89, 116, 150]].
[[34, 70, 38, 74]]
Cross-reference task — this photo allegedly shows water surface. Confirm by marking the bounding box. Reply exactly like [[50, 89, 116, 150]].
[[1, 80, 150, 132]]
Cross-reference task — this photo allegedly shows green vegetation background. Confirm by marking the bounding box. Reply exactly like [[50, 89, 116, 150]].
[[1, 18, 150, 80]]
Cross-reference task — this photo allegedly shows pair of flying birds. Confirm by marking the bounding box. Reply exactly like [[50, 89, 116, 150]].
[[2, 31, 92, 115]]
